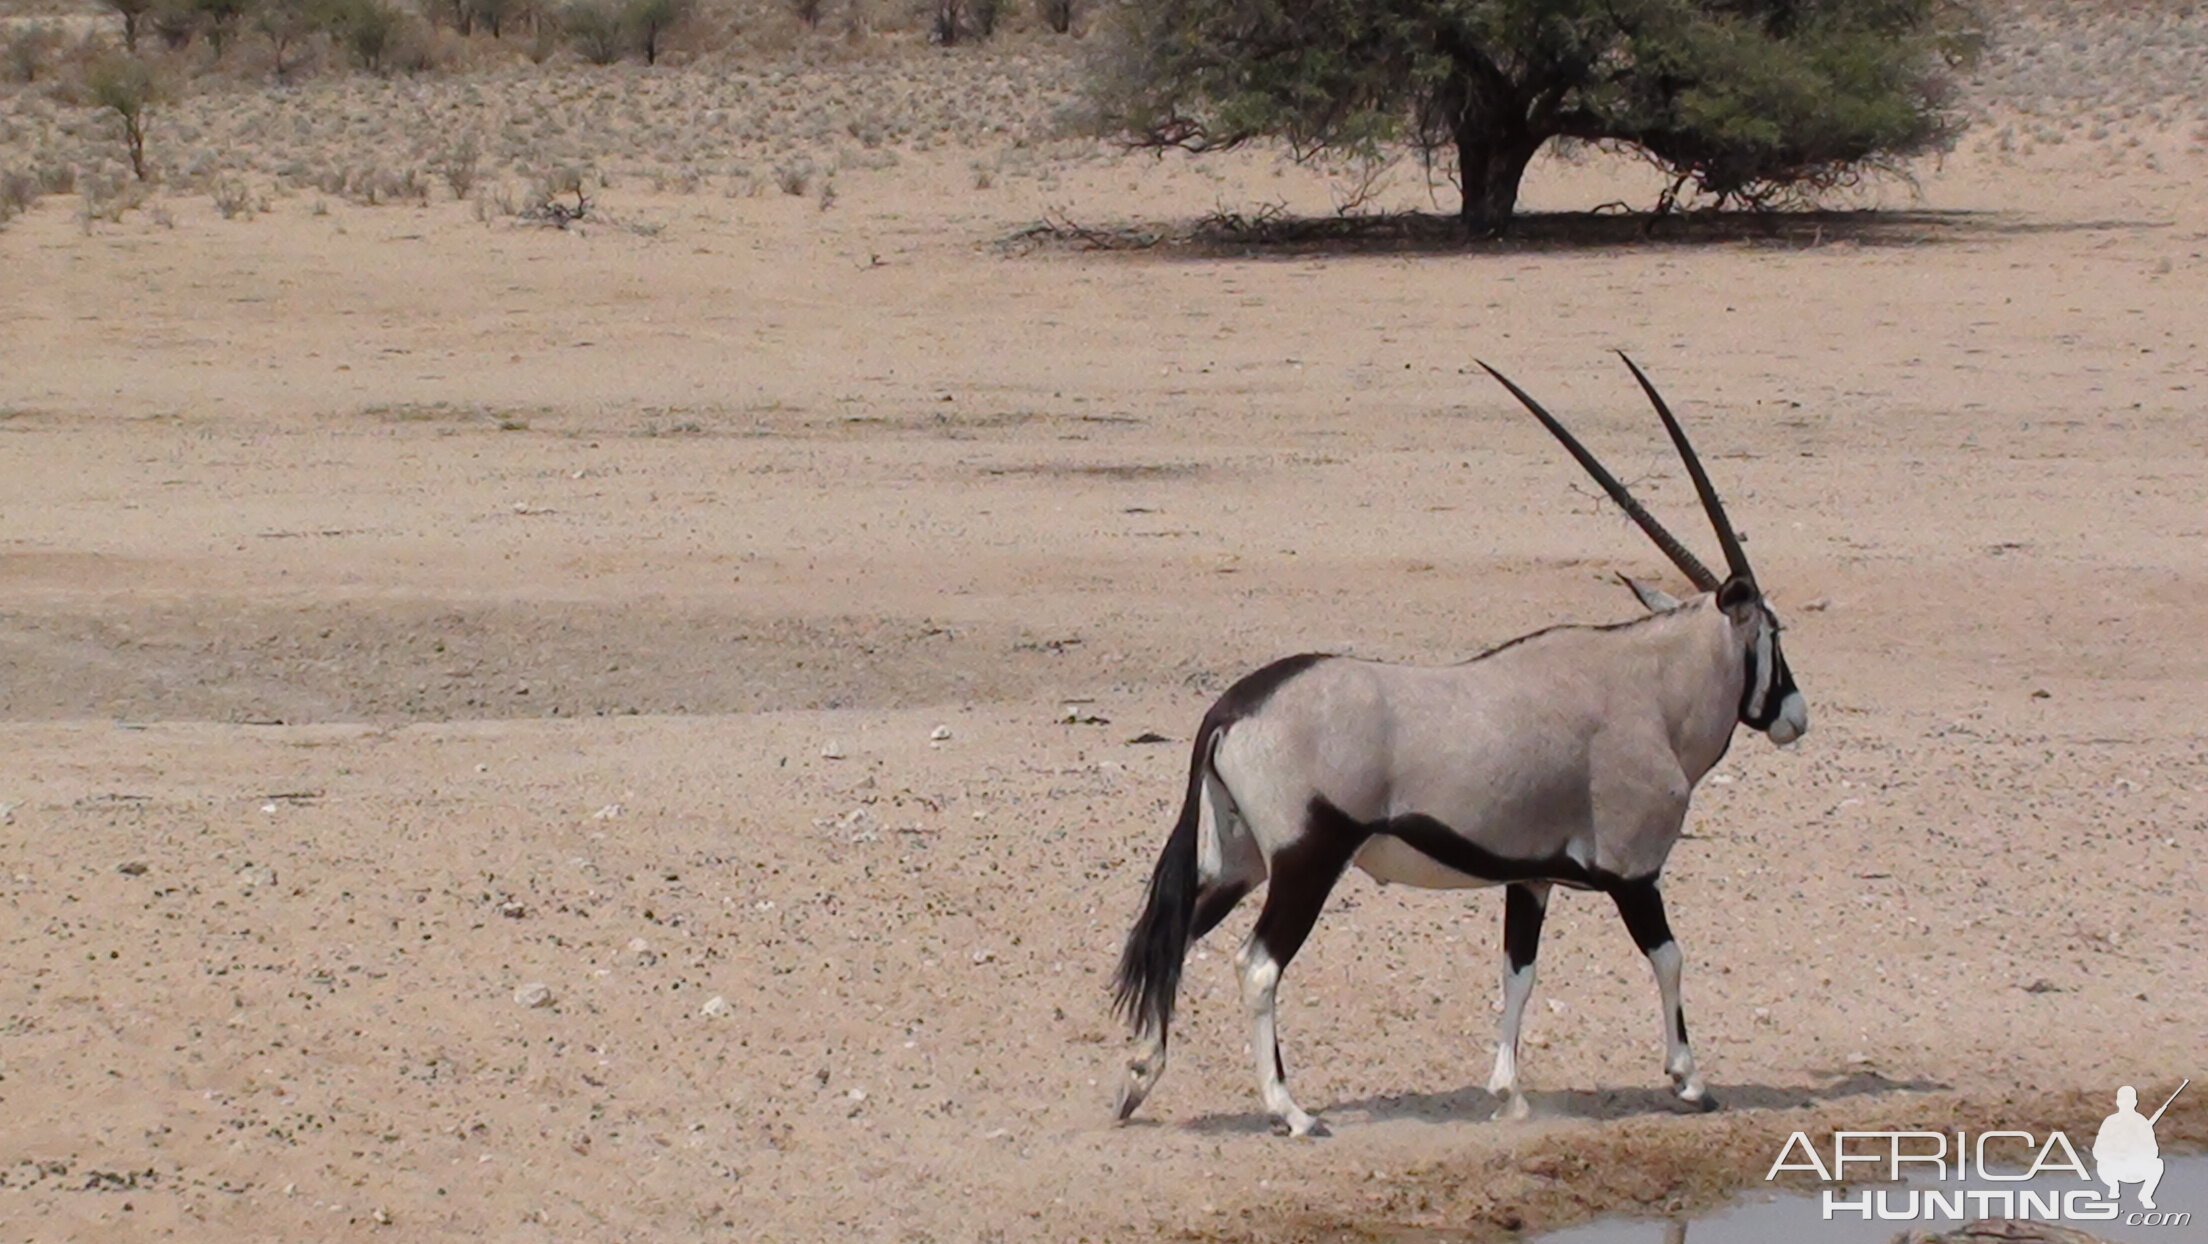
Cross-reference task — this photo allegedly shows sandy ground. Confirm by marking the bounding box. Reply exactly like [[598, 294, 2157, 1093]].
[[5, 16, 2208, 1244]]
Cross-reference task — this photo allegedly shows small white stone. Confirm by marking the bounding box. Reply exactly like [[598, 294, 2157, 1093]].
[[930, 725, 953, 741], [514, 982, 553, 1008], [700, 995, 730, 1018], [820, 741, 847, 760], [847, 1088, 866, 1101], [592, 803, 623, 819], [971, 949, 996, 965]]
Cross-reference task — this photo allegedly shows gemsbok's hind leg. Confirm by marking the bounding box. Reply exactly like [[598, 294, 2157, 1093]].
[[1486, 881, 1552, 1121], [1114, 879, 1253, 1122], [1236, 827, 1360, 1138], [1610, 878, 1716, 1111]]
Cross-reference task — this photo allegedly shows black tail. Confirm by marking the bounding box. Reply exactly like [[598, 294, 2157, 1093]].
[[1110, 728, 1212, 1037]]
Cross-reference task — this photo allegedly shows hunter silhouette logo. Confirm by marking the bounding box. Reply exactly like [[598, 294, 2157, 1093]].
[[2095, 1080, 2186, 1210]]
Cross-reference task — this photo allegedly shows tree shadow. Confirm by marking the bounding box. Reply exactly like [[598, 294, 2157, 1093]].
[[1004, 207, 2169, 260], [1176, 1071, 1947, 1135]]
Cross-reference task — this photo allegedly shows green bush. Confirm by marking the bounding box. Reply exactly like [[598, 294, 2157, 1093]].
[[85, 53, 165, 181], [1091, 0, 1983, 233], [563, 0, 625, 64]]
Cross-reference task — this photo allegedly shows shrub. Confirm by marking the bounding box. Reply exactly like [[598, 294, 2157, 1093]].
[[85, 54, 165, 182], [255, 0, 316, 78], [5, 23, 64, 83], [321, 0, 408, 74], [437, 137, 480, 198], [624, 0, 688, 64], [0, 167, 38, 228], [563, 0, 625, 64]]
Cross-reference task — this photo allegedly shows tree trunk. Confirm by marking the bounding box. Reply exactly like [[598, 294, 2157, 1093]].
[[1456, 130, 1540, 236]]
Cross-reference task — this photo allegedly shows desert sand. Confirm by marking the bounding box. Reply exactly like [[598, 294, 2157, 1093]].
[[2, 5, 2206, 1242]]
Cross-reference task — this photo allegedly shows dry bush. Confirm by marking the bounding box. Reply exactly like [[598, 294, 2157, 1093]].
[[343, 164, 428, 205], [77, 170, 148, 230], [84, 53, 166, 182], [437, 136, 481, 198], [322, 0, 420, 73], [771, 158, 814, 195], [209, 173, 261, 217], [626, 0, 691, 64], [1037, 0, 1072, 34], [5, 21, 65, 83], [0, 167, 38, 228], [563, 0, 626, 63], [254, 0, 319, 79]]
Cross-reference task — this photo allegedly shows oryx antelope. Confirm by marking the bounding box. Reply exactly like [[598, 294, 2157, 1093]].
[[1110, 355, 1807, 1136]]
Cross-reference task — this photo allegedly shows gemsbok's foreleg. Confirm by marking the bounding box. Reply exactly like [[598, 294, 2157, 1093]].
[[1610, 878, 1716, 1111], [1486, 880, 1552, 1121]]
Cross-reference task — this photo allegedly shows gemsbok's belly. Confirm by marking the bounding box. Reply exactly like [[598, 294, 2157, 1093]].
[[1351, 835, 1501, 890]]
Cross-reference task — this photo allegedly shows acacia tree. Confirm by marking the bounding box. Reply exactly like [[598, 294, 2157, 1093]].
[[1092, 0, 1982, 234]]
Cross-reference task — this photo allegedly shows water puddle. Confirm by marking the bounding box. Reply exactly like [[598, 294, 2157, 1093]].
[[1531, 1154, 2205, 1244]]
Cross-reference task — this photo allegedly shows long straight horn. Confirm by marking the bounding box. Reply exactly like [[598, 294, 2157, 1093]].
[[1480, 362, 1721, 592], [1616, 352, 1752, 584]]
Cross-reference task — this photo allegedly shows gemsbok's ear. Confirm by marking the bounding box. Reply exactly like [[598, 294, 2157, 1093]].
[[1618, 573, 1679, 613], [1716, 575, 1761, 622]]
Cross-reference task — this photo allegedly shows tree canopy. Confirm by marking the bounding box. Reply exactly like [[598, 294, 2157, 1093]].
[[1090, 0, 1984, 233]]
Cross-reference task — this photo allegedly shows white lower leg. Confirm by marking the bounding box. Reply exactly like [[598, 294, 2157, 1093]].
[[1114, 1025, 1168, 1122], [1486, 960, 1537, 1120], [1237, 943, 1318, 1136], [1648, 941, 1710, 1105]]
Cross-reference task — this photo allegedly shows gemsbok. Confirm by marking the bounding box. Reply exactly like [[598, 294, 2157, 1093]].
[[1110, 355, 1807, 1136]]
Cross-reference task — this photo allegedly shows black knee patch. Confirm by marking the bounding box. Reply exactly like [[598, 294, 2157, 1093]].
[[1503, 884, 1548, 973], [1674, 1004, 1689, 1044]]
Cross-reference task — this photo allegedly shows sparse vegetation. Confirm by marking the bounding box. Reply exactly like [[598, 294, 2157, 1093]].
[[0, 167, 37, 228], [4, 21, 63, 84], [101, 0, 157, 53], [255, 0, 319, 78], [563, 0, 627, 64], [323, 0, 412, 74], [625, 0, 691, 64], [209, 174, 261, 218], [438, 137, 482, 199], [85, 53, 166, 182]]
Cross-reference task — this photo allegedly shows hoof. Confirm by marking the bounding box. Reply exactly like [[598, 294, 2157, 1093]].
[[1491, 1093, 1532, 1122], [1675, 1087, 1720, 1113], [1112, 1079, 1147, 1123], [1279, 1113, 1329, 1139]]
